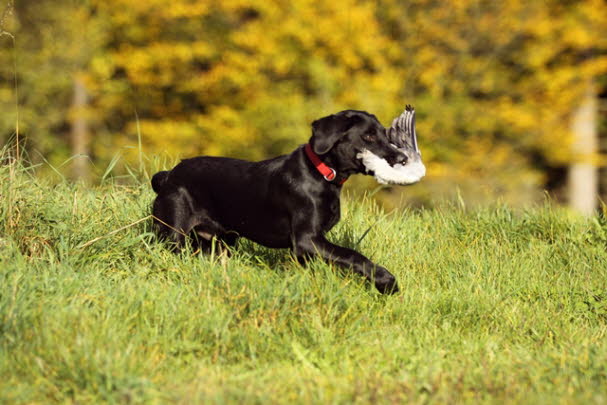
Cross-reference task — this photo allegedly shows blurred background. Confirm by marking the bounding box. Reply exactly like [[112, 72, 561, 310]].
[[1, 0, 606, 212]]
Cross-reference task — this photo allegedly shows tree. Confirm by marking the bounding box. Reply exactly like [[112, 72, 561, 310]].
[[0, 0, 106, 180], [377, 0, 607, 206], [568, 82, 598, 215], [88, 0, 405, 162], [1, 0, 606, 208], [70, 74, 90, 180]]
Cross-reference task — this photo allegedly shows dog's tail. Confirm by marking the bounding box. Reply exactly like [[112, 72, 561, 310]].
[[151, 171, 170, 193]]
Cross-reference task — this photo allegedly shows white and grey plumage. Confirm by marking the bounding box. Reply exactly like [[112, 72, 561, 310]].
[[357, 105, 426, 185]]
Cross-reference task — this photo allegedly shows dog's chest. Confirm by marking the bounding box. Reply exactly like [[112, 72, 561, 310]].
[[320, 197, 341, 232]]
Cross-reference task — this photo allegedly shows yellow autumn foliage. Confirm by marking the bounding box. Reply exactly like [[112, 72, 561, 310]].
[[0, 0, 606, 206]]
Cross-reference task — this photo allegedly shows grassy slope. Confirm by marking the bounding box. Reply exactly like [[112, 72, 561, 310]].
[[1, 162, 607, 404]]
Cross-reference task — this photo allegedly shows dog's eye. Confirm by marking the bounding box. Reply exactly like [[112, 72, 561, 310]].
[[362, 133, 377, 142]]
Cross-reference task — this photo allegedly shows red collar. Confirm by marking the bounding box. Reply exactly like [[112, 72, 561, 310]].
[[304, 143, 347, 185]]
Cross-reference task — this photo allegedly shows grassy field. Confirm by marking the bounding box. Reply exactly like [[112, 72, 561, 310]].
[[1, 157, 607, 404]]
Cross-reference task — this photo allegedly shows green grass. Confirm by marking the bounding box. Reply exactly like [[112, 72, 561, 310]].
[[1, 158, 607, 404]]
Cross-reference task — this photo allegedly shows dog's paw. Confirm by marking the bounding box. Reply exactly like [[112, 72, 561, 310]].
[[374, 271, 400, 295]]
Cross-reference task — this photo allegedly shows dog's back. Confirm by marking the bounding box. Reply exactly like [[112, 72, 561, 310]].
[[151, 154, 297, 248]]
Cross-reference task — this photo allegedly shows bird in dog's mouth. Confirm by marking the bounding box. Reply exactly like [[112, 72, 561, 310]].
[[357, 105, 426, 185]]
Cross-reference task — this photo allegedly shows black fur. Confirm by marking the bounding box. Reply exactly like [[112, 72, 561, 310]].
[[151, 171, 169, 193], [151, 110, 407, 294]]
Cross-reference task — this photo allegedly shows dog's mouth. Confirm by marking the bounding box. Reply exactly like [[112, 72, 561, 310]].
[[356, 106, 426, 186], [357, 149, 426, 185]]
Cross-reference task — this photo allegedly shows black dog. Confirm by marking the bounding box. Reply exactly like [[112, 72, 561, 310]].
[[151, 110, 408, 294]]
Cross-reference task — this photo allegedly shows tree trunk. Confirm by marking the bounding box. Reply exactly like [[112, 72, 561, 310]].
[[70, 75, 89, 181], [567, 82, 598, 215]]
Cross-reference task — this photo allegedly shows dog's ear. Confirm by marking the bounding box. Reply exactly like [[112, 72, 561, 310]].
[[309, 114, 362, 154]]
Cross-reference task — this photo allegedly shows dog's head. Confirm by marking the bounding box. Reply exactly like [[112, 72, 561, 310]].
[[309, 110, 408, 176]]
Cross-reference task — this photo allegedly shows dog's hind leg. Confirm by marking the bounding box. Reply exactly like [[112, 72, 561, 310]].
[[152, 189, 197, 250]]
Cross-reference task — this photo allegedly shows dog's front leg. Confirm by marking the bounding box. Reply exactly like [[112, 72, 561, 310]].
[[292, 234, 399, 294]]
